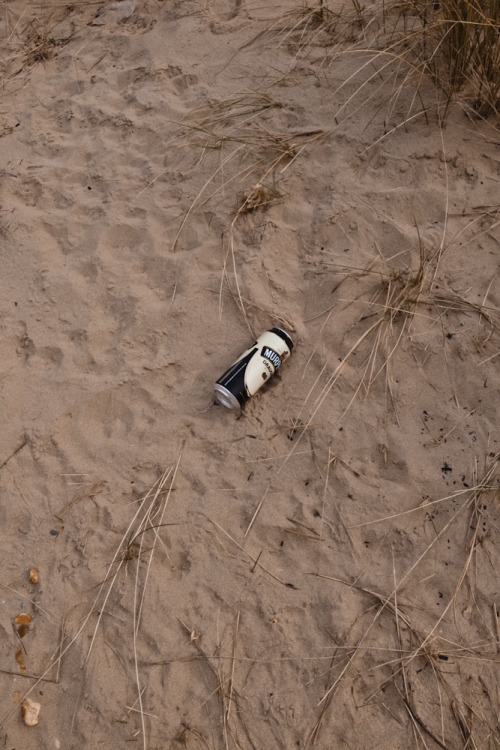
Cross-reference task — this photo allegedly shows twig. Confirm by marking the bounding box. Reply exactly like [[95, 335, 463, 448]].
[[0, 438, 27, 472], [402, 697, 452, 750], [0, 667, 56, 683], [14, 478, 40, 521], [55, 617, 67, 683], [226, 611, 240, 726], [494, 603, 500, 655]]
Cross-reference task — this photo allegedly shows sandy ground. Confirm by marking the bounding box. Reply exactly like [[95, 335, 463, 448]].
[[1, 1, 500, 748]]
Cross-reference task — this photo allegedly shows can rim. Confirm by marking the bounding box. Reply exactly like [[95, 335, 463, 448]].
[[271, 327, 294, 350], [214, 384, 241, 411]]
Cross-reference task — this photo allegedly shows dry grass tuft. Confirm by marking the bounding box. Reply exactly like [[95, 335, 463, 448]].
[[23, 18, 58, 66], [252, 0, 500, 140], [238, 182, 284, 213], [170, 93, 322, 258], [259, 0, 357, 59], [307, 453, 500, 746], [245, 227, 500, 536], [344, 0, 500, 120], [429, 0, 500, 116]]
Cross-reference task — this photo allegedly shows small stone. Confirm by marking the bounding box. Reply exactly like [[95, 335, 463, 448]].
[[21, 696, 41, 726], [399, 162, 409, 172], [29, 568, 39, 584], [93, 0, 137, 24]]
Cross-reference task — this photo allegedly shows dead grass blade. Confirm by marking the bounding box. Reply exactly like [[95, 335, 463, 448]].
[[209, 518, 297, 589], [307, 454, 499, 743]]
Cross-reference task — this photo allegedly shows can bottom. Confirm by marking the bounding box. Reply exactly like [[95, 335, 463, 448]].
[[214, 384, 241, 411]]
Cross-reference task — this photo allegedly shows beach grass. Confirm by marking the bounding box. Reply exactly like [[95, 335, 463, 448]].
[[352, 0, 500, 120]]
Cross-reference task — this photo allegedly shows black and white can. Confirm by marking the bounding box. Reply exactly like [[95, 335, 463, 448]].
[[215, 327, 294, 410]]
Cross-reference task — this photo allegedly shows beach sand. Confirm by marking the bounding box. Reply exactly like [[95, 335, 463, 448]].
[[1, 1, 499, 747]]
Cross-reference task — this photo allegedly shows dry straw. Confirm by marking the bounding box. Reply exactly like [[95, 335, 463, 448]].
[[340, 0, 500, 121], [0, 462, 181, 750], [257, 0, 500, 133], [307, 453, 499, 745]]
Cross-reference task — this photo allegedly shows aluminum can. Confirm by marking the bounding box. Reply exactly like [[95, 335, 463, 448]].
[[215, 327, 294, 410]]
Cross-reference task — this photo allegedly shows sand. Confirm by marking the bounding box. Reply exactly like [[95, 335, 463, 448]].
[[1, 0, 499, 748]]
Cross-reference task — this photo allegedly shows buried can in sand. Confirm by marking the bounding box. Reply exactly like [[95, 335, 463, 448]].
[[215, 328, 293, 410]]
